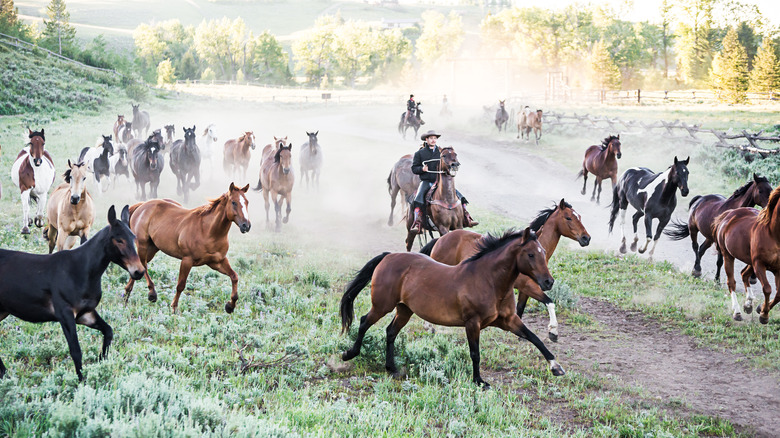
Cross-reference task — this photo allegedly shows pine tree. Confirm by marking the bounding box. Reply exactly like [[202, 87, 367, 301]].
[[710, 28, 749, 104], [0, 0, 19, 31], [40, 0, 76, 55], [590, 40, 622, 90], [749, 37, 780, 94]]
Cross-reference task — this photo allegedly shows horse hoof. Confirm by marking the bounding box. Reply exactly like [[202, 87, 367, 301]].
[[283, 217, 289, 224], [548, 331, 558, 342], [733, 313, 743, 321], [148, 293, 157, 303], [760, 315, 769, 325], [630, 242, 638, 252], [750, 275, 757, 285], [551, 364, 566, 376], [619, 244, 627, 254], [580, 189, 586, 195], [21, 226, 30, 235], [744, 304, 753, 314], [691, 269, 702, 278], [225, 302, 235, 314]]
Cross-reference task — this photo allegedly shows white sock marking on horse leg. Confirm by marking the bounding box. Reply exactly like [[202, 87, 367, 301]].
[[730, 291, 741, 318], [547, 303, 558, 337], [548, 359, 563, 373], [649, 239, 659, 256], [620, 209, 627, 240]]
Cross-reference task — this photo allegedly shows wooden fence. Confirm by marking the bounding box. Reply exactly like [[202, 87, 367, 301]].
[[0, 32, 121, 77]]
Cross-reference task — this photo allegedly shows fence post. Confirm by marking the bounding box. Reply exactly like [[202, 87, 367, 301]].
[[637, 89, 641, 104]]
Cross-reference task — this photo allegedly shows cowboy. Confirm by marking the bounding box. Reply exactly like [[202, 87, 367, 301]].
[[410, 130, 478, 234], [405, 94, 416, 124]]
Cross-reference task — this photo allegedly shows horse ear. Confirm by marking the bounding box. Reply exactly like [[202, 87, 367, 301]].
[[683, 156, 690, 165], [559, 198, 566, 208], [229, 182, 237, 192], [674, 156, 679, 165], [241, 184, 249, 192], [68, 158, 72, 168], [108, 205, 117, 225], [121, 205, 130, 224], [754, 173, 760, 181], [64, 168, 72, 183], [315, 130, 319, 136]]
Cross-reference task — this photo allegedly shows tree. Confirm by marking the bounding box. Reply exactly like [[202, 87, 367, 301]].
[[0, 0, 21, 36], [674, 0, 716, 84], [658, 0, 675, 78], [40, 0, 76, 56], [292, 15, 339, 86], [749, 36, 780, 93], [590, 40, 622, 90], [194, 17, 249, 80], [415, 10, 464, 68], [251, 31, 292, 84], [156, 59, 176, 87], [710, 28, 748, 103], [735, 21, 758, 69]]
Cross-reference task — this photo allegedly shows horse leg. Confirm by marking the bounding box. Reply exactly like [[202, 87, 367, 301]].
[[273, 195, 282, 232], [342, 307, 386, 361], [125, 243, 158, 303], [516, 278, 558, 341], [618, 208, 628, 253], [739, 265, 755, 314], [497, 314, 564, 377], [47, 225, 57, 254], [20, 189, 31, 234], [753, 263, 775, 324], [580, 170, 588, 195], [644, 215, 670, 257], [464, 319, 488, 387], [385, 304, 413, 377], [75, 310, 113, 360], [56, 308, 84, 381], [0, 312, 7, 378], [722, 253, 742, 321], [590, 178, 600, 203], [209, 258, 239, 314], [388, 185, 399, 227], [171, 258, 194, 313], [34, 192, 47, 228], [262, 189, 271, 229], [630, 211, 644, 252], [283, 192, 291, 224], [695, 237, 714, 278], [596, 179, 604, 204]]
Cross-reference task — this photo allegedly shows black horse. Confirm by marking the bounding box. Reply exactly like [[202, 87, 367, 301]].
[[0, 205, 145, 381], [398, 102, 424, 140], [131, 134, 164, 200], [170, 125, 201, 202], [608, 156, 690, 257]]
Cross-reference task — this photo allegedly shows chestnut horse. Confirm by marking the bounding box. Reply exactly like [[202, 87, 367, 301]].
[[577, 135, 622, 204], [495, 100, 508, 132], [340, 228, 564, 388], [10, 129, 56, 234], [124, 183, 252, 313], [112, 115, 125, 140], [223, 131, 256, 181], [420, 199, 590, 341], [45, 160, 95, 253], [386, 154, 419, 226], [404, 147, 463, 251], [255, 137, 294, 232], [518, 106, 543, 144], [665, 174, 771, 279]]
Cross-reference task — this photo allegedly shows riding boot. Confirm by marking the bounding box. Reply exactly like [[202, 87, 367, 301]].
[[410, 207, 423, 234], [462, 205, 479, 227]]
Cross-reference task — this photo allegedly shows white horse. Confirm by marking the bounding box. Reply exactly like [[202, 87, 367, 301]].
[[200, 124, 219, 178], [11, 129, 56, 234]]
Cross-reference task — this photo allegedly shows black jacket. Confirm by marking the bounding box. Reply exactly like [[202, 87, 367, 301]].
[[411, 144, 440, 183], [407, 99, 416, 111]]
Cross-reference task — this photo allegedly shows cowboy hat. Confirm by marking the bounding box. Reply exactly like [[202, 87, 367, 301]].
[[420, 130, 441, 141]]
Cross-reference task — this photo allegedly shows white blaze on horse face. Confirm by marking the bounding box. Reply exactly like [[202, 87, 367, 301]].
[[239, 194, 249, 220]]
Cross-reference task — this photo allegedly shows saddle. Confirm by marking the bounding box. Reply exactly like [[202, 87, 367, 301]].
[[425, 182, 461, 210]]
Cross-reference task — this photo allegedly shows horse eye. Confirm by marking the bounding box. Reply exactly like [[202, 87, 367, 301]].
[[565, 216, 572, 221], [232, 201, 237, 206], [528, 252, 534, 258]]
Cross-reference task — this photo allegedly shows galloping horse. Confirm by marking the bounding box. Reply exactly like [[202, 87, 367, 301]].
[[223, 131, 256, 181], [124, 183, 251, 313], [495, 100, 509, 132], [340, 228, 564, 388], [117, 121, 133, 145], [518, 106, 543, 144], [11, 129, 56, 234], [255, 137, 294, 232], [608, 157, 690, 256], [404, 147, 462, 251], [78, 134, 114, 194], [200, 124, 219, 177], [130, 132, 164, 200], [0, 205, 145, 381], [420, 199, 590, 341], [45, 160, 95, 253], [131, 103, 150, 139], [398, 103, 423, 140], [112, 115, 125, 140], [386, 154, 419, 226], [163, 124, 175, 150], [300, 131, 323, 189], [170, 125, 201, 202], [665, 174, 771, 279], [577, 135, 622, 204], [109, 143, 130, 187]]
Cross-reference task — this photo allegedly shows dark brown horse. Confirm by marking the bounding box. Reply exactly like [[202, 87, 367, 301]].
[[495, 100, 508, 132], [340, 228, 564, 388], [386, 154, 419, 226], [255, 137, 294, 232], [665, 174, 771, 279], [223, 132, 256, 181], [421, 199, 590, 341], [577, 135, 622, 204], [113, 115, 125, 140], [124, 183, 252, 313], [404, 147, 463, 251]]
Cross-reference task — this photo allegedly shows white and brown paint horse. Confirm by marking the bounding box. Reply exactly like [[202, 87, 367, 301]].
[[78, 135, 114, 195], [10, 129, 56, 234], [45, 160, 95, 253]]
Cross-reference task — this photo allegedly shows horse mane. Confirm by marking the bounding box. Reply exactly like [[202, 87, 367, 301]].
[[194, 193, 227, 216], [465, 228, 534, 263], [274, 147, 282, 163], [600, 135, 618, 149], [29, 130, 45, 141], [440, 146, 454, 153], [757, 185, 780, 227], [529, 200, 572, 232], [728, 180, 755, 201]]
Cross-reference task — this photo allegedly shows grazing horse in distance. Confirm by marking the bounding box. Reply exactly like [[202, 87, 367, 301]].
[[131, 103, 150, 139], [223, 131, 256, 181], [130, 133, 164, 200], [11, 129, 56, 234], [665, 173, 772, 279], [0, 205, 145, 381], [386, 154, 420, 226], [255, 137, 294, 232], [398, 103, 423, 140], [340, 228, 564, 388], [124, 183, 252, 313], [518, 107, 543, 144], [78, 134, 114, 194], [608, 156, 690, 257], [577, 135, 622, 204], [113, 115, 125, 140], [495, 100, 509, 132], [300, 131, 323, 189], [169, 125, 201, 202], [45, 160, 95, 253]]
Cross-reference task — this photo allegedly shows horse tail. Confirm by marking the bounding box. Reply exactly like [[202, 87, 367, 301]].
[[419, 238, 438, 256], [78, 146, 90, 163], [340, 252, 390, 334], [608, 184, 621, 233], [387, 171, 393, 194], [688, 195, 702, 210], [127, 202, 143, 220], [252, 178, 262, 191], [575, 169, 585, 180], [663, 219, 690, 241]]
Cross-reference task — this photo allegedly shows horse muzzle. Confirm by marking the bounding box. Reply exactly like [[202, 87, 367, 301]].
[[33, 158, 42, 167], [283, 168, 290, 175], [538, 276, 554, 291], [239, 222, 251, 233], [578, 235, 591, 247], [616, 152, 622, 159], [70, 195, 81, 205], [680, 187, 689, 197]]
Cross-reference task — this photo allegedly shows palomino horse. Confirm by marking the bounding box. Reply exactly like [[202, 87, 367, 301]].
[[112, 115, 125, 140], [386, 154, 419, 226], [223, 131, 256, 181], [495, 100, 509, 132], [300, 131, 323, 189], [398, 103, 423, 140], [170, 125, 201, 202], [665, 174, 771, 279], [0, 205, 145, 381], [255, 137, 294, 232], [45, 160, 95, 253], [130, 132, 164, 200], [518, 106, 543, 144], [420, 199, 590, 341], [11, 129, 56, 234], [608, 157, 690, 257], [78, 134, 114, 194], [404, 147, 463, 251], [131, 103, 150, 139], [125, 183, 251, 313], [340, 228, 564, 387], [577, 135, 622, 204]]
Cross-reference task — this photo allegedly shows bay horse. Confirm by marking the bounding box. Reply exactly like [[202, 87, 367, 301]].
[[340, 228, 564, 388], [131, 103, 150, 139], [577, 135, 622, 204], [78, 134, 114, 194], [518, 106, 543, 144], [398, 103, 423, 140], [124, 183, 251, 313], [420, 199, 590, 341], [386, 154, 419, 226], [170, 125, 201, 202], [130, 132, 164, 200], [299, 131, 322, 189], [404, 147, 462, 251], [495, 100, 509, 132], [608, 157, 690, 257], [10, 129, 56, 234], [665, 174, 771, 279], [255, 137, 294, 232], [223, 131, 256, 181], [45, 160, 95, 253], [0, 205, 145, 381], [112, 115, 125, 140]]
